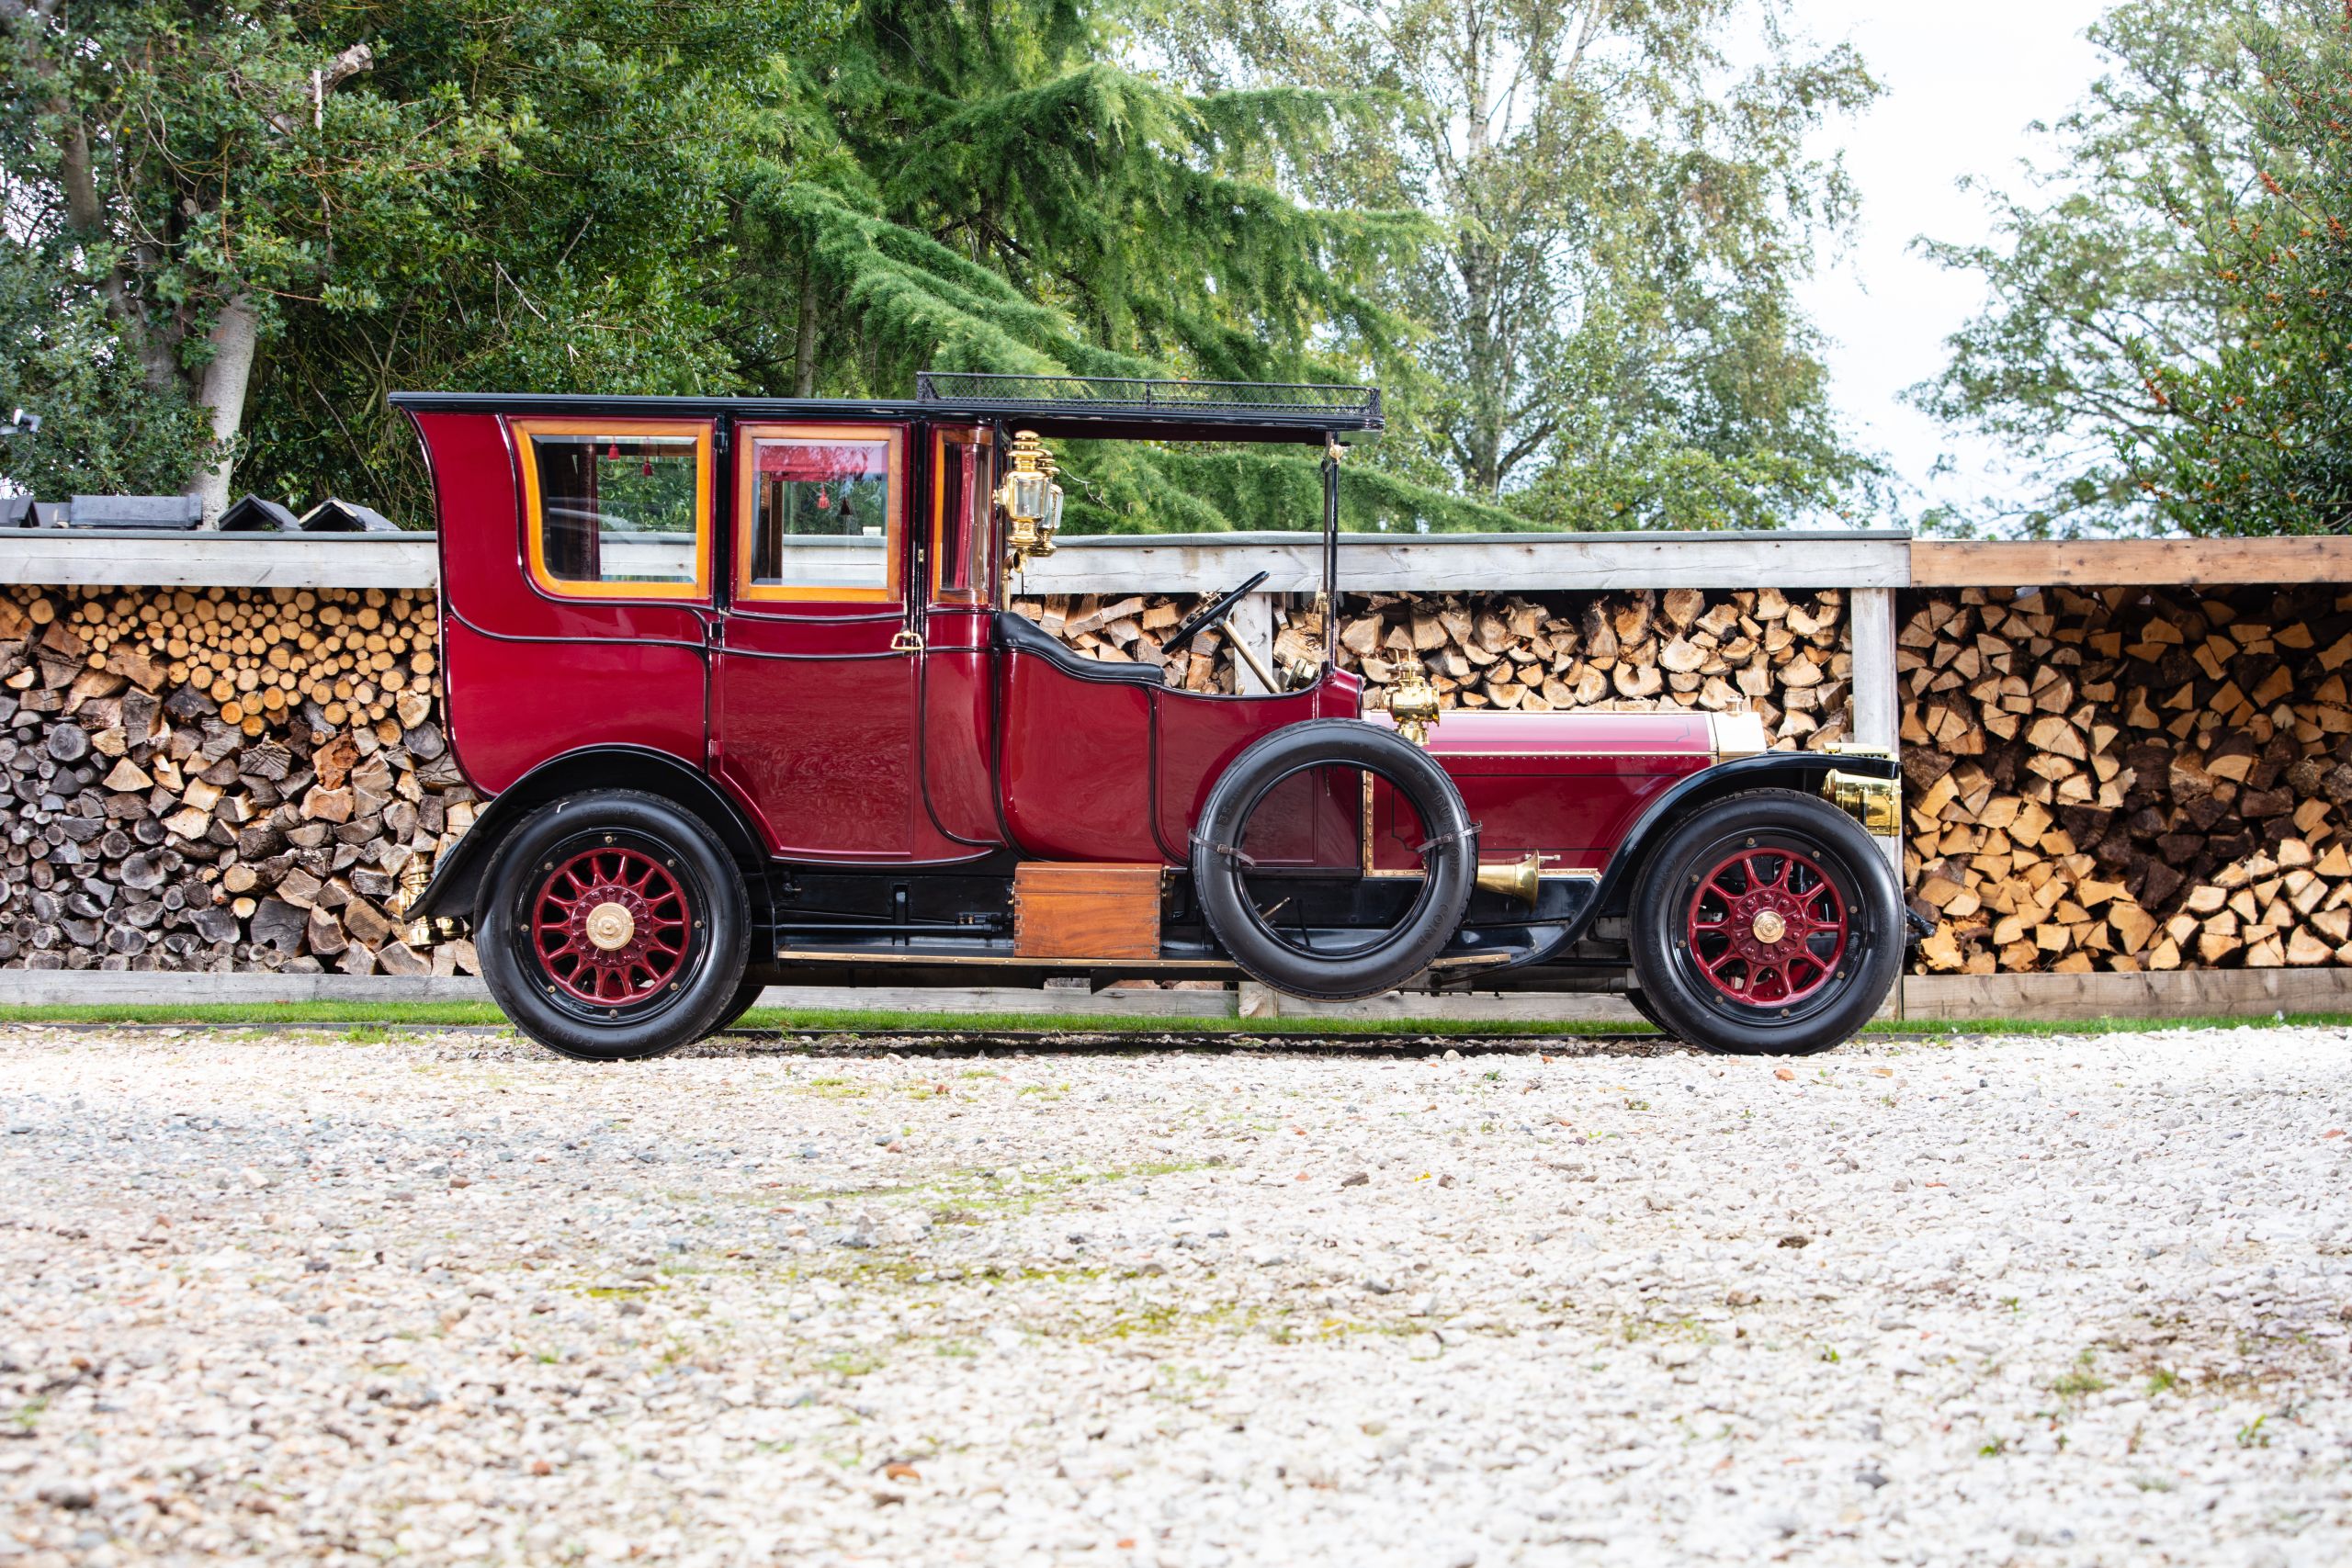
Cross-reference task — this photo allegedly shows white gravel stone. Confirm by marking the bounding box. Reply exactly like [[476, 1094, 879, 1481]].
[[0, 1023, 2347, 1565]]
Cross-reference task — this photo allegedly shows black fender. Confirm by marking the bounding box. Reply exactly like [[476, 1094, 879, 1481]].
[[1592, 750, 1899, 919], [411, 745, 768, 923]]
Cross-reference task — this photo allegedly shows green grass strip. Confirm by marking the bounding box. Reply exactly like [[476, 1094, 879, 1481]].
[[0, 1001, 2343, 1038]]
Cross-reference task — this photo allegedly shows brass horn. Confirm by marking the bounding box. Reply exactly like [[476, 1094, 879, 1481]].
[[1475, 852, 1543, 908]]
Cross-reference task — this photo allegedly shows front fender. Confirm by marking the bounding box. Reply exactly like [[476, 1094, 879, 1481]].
[[411, 744, 766, 923], [1590, 750, 1899, 919]]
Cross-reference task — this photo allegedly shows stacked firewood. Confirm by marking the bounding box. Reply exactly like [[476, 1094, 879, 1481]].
[[1904, 585, 2352, 974], [1021, 587, 1854, 750], [1327, 588, 1853, 749], [1013, 593, 1243, 691], [0, 584, 479, 975]]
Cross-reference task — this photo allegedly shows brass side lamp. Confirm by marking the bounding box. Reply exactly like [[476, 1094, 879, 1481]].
[[1388, 665, 1442, 747], [998, 429, 1064, 572]]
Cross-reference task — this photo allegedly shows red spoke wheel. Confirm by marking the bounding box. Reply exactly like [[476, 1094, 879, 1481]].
[[528, 846, 694, 1007], [478, 791, 750, 1062], [1628, 787, 1903, 1056], [1683, 846, 1849, 1007]]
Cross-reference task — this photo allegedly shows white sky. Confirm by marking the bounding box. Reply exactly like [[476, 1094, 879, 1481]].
[[1790, 0, 2117, 526]]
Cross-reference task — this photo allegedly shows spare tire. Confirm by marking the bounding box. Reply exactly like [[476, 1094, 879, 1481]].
[[1190, 719, 1477, 1001]]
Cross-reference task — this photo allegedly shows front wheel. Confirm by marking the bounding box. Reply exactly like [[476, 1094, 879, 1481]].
[[478, 790, 750, 1061], [1628, 788, 1901, 1055]]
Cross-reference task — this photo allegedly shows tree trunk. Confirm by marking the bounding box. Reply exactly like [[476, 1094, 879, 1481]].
[[793, 259, 820, 398], [192, 294, 261, 524]]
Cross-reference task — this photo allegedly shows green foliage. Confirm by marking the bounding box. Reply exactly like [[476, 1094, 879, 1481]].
[[4, 0, 1883, 535], [1915, 0, 2352, 536], [0, 0, 523, 511], [242, 0, 799, 520], [1149, 0, 1884, 528], [733, 0, 1508, 531], [0, 238, 210, 496], [2142, 8, 2352, 530]]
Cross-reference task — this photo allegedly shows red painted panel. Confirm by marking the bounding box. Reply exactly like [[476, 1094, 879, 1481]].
[[921, 644, 1002, 847], [441, 619, 707, 795], [1152, 680, 1360, 867], [997, 655, 1158, 861], [714, 615, 924, 860], [414, 409, 712, 807], [1407, 707, 1716, 760], [1365, 710, 1715, 873]]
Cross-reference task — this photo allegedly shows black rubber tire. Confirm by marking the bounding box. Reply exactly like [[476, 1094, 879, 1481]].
[[1624, 988, 1674, 1035], [1191, 718, 1476, 1001], [1628, 788, 1902, 1056], [712, 971, 773, 1032], [478, 790, 750, 1061]]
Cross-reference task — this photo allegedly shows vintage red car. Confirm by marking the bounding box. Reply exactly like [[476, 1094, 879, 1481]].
[[391, 374, 1907, 1060]]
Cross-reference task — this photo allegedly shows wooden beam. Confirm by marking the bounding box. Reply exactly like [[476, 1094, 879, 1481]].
[[1032, 530, 1914, 595], [0, 532, 436, 589], [1848, 587, 1902, 875], [1901, 968, 2352, 1022], [1910, 536, 2352, 588]]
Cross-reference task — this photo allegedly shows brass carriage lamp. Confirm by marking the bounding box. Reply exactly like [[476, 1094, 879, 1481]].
[[998, 429, 1063, 570], [1387, 665, 1442, 747]]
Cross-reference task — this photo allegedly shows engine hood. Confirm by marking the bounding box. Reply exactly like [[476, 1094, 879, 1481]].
[[1363, 705, 1769, 762], [1355, 704, 1772, 875]]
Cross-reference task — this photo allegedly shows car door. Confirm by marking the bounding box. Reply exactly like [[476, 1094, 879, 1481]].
[[711, 421, 924, 861]]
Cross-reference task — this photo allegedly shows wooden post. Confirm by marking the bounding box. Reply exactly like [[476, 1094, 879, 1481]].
[[1230, 592, 1278, 694], [1849, 586, 1902, 879]]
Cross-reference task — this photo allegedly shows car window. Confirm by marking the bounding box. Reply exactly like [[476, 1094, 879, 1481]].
[[514, 420, 711, 600], [934, 428, 994, 603], [737, 425, 904, 603]]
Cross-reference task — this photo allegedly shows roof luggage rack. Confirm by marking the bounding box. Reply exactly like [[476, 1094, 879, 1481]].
[[915, 371, 1380, 424]]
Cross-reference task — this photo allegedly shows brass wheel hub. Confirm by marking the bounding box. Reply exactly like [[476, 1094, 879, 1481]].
[[1750, 908, 1788, 946], [583, 901, 637, 953]]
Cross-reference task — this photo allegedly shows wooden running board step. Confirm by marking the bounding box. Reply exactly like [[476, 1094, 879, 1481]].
[[1012, 863, 1164, 960]]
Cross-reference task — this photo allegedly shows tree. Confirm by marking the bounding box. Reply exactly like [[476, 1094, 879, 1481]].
[[734, 0, 1518, 532], [2142, 8, 2352, 530], [238, 0, 805, 522], [1, 0, 1521, 533], [1148, 0, 1883, 529], [1913, 0, 2349, 536], [0, 0, 517, 515]]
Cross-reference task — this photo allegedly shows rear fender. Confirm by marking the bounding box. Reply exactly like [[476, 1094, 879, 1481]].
[[1591, 751, 1900, 919], [412, 745, 766, 923]]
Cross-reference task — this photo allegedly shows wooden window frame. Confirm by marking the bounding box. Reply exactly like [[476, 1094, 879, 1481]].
[[931, 425, 996, 605], [733, 423, 907, 605], [514, 417, 714, 603]]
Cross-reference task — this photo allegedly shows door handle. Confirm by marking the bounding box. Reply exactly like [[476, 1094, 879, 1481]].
[[890, 628, 925, 654]]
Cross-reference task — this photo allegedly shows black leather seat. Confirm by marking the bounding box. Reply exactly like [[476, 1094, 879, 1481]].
[[993, 609, 1168, 688]]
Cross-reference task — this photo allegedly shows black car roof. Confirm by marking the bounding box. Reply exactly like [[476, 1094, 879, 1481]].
[[389, 373, 1384, 446]]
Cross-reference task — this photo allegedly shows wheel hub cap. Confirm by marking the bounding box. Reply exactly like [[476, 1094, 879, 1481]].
[[1684, 846, 1849, 1008], [584, 901, 636, 952], [528, 846, 692, 1007]]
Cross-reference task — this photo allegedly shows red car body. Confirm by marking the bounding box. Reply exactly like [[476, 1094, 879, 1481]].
[[393, 380, 1903, 1056]]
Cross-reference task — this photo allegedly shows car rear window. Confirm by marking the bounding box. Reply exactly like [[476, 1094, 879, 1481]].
[[515, 421, 711, 599]]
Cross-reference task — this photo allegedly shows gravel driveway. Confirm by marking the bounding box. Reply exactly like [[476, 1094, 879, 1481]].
[[2, 1023, 2347, 1566]]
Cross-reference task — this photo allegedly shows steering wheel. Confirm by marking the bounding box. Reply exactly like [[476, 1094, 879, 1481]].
[[1162, 570, 1270, 654]]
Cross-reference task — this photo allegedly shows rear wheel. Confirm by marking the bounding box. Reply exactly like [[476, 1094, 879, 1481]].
[[1629, 789, 1900, 1055], [479, 790, 749, 1061]]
